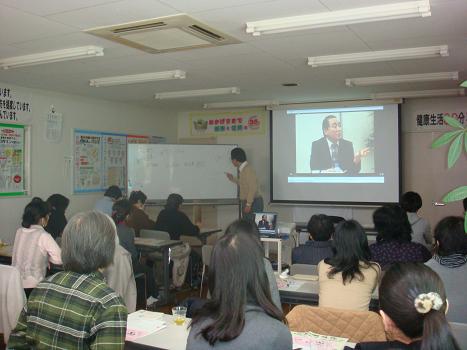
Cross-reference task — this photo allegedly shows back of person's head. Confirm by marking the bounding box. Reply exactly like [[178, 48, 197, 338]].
[[307, 214, 334, 241], [22, 197, 50, 228], [230, 147, 246, 163], [128, 190, 147, 205], [373, 204, 412, 243], [434, 216, 467, 257], [165, 193, 183, 210], [401, 191, 423, 213], [379, 263, 460, 350], [46, 193, 70, 213], [326, 219, 373, 283], [225, 218, 260, 239], [104, 185, 122, 200], [191, 232, 284, 345], [61, 211, 116, 274], [112, 199, 132, 224]]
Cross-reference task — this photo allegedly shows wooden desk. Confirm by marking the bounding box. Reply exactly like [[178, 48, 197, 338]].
[[278, 276, 379, 310], [0, 244, 13, 265], [126, 313, 189, 350], [260, 237, 282, 272], [134, 238, 183, 306]]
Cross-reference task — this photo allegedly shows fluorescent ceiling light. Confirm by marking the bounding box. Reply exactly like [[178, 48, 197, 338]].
[[308, 45, 448, 67], [203, 100, 278, 109], [460, 80, 467, 88], [246, 0, 431, 36], [346, 71, 459, 87], [0, 46, 104, 69], [372, 88, 465, 99], [155, 87, 240, 100], [89, 70, 186, 87]]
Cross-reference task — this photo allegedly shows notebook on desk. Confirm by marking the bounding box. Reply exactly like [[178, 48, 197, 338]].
[[254, 212, 279, 237]]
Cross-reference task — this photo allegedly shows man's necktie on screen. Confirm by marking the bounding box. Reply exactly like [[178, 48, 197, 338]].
[[331, 143, 338, 168]]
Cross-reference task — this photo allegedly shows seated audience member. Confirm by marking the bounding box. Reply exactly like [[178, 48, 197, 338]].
[[292, 214, 334, 265], [154, 193, 200, 240], [187, 233, 292, 350], [12, 198, 62, 296], [154, 193, 198, 287], [44, 193, 69, 240], [348, 263, 461, 350], [318, 220, 380, 311], [225, 219, 282, 311], [112, 199, 159, 305], [94, 185, 122, 216], [370, 205, 431, 270], [401, 191, 432, 250], [8, 211, 128, 349], [425, 216, 467, 323], [126, 190, 156, 236]]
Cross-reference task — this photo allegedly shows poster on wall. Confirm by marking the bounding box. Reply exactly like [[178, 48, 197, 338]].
[[74, 129, 164, 193], [0, 85, 33, 124], [102, 133, 127, 190], [0, 123, 25, 196], [74, 130, 103, 193], [189, 109, 267, 136]]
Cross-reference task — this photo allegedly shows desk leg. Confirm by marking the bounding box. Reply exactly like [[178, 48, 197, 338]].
[[263, 241, 270, 258], [277, 240, 282, 272], [159, 248, 170, 306]]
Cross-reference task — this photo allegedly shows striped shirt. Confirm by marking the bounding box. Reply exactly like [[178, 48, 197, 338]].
[[8, 270, 127, 349]]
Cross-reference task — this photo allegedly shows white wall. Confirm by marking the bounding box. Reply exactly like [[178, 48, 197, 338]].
[[0, 82, 178, 243], [178, 96, 467, 231]]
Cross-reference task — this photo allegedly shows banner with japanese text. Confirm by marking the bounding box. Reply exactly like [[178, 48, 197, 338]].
[[190, 109, 267, 136], [414, 109, 465, 130], [0, 123, 26, 196], [0, 85, 33, 124]]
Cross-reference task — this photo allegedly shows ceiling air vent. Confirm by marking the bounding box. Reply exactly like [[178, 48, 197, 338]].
[[85, 14, 241, 54]]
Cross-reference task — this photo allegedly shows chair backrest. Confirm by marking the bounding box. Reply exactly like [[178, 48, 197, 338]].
[[104, 245, 137, 313], [0, 265, 26, 344], [290, 263, 317, 275], [286, 305, 387, 343], [140, 229, 170, 241], [450, 322, 467, 349], [202, 245, 213, 267]]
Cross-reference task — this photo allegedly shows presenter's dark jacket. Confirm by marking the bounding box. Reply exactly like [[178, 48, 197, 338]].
[[310, 137, 359, 174], [154, 208, 200, 240]]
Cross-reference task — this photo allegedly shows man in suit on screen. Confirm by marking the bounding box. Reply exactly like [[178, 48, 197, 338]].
[[309, 115, 369, 174]]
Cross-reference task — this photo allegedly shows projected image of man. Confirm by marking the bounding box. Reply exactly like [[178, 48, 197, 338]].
[[257, 215, 270, 230], [310, 115, 369, 174]]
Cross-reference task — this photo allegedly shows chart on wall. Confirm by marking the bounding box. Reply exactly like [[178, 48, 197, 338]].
[[0, 123, 26, 196], [73, 129, 165, 193]]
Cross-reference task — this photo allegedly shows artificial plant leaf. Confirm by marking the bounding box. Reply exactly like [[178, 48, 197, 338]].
[[431, 130, 463, 149], [443, 115, 464, 129], [447, 133, 463, 168], [442, 186, 467, 202]]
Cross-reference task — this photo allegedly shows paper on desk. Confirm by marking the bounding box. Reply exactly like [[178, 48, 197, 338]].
[[292, 331, 348, 350], [276, 278, 307, 291], [126, 310, 167, 341]]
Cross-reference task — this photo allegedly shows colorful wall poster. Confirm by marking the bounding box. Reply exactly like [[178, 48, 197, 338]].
[[0, 123, 25, 196]]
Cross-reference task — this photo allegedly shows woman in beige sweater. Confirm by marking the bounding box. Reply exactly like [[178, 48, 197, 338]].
[[318, 220, 380, 311]]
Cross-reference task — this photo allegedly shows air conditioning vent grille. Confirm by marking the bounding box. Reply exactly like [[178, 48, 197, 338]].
[[86, 14, 240, 53]]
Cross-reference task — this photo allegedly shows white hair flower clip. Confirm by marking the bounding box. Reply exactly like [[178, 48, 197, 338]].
[[414, 292, 443, 314]]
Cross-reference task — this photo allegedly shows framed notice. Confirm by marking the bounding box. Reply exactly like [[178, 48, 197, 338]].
[[0, 123, 27, 196]]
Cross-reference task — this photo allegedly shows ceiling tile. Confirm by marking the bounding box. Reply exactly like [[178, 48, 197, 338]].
[[46, 0, 178, 29], [0, 0, 120, 16]]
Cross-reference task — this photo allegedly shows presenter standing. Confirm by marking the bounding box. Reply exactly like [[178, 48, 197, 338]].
[[226, 147, 263, 221]]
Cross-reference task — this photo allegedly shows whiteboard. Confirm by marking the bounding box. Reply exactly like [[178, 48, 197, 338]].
[[127, 144, 238, 201]]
